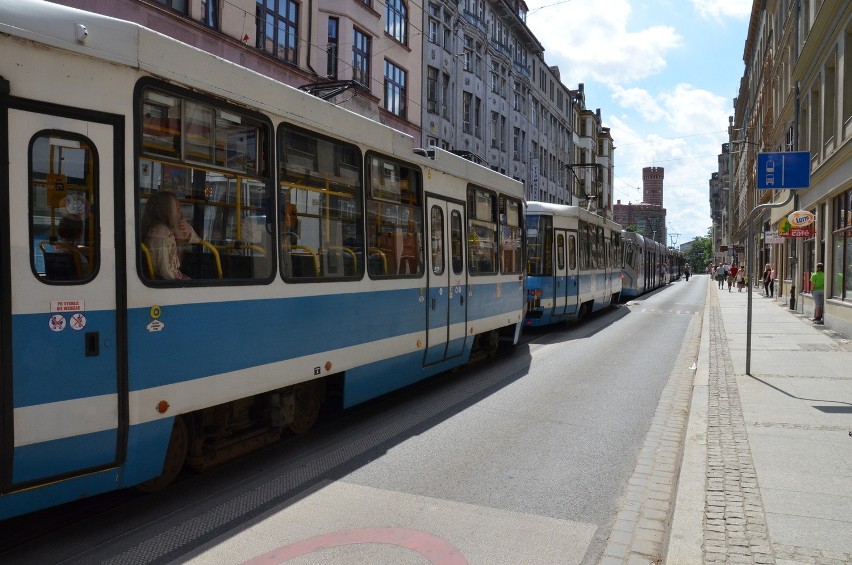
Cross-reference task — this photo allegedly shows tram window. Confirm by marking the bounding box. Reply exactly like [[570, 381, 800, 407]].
[[279, 125, 364, 280], [467, 186, 497, 274], [556, 233, 565, 270], [578, 220, 590, 270], [366, 153, 423, 277], [526, 215, 552, 276], [568, 234, 576, 270], [626, 242, 635, 269], [30, 133, 98, 283], [137, 85, 274, 283], [612, 232, 622, 268], [430, 206, 444, 275], [499, 195, 522, 274], [450, 210, 463, 274]]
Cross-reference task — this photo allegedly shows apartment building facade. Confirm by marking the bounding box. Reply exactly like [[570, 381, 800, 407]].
[[713, 0, 852, 335]]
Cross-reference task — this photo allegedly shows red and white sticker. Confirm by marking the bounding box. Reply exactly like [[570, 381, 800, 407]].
[[49, 314, 66, 332], [51, 300, 84, 313], [69, 313, 87, 330]]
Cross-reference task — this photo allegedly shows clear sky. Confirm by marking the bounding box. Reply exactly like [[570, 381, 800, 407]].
[[525, 0, 752, 246]]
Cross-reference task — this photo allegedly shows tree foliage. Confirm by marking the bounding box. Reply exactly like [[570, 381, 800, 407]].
[[684, 229, 713, 272]]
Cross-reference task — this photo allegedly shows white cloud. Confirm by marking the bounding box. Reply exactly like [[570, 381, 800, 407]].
[[612, 87, 667, 121], [527, 0, 682, 87], [690, 0, 752, 20], [658, 84, 730, 134]]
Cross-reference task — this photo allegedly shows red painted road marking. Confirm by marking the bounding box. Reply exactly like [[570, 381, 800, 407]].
[[242, 527, 467, 564]]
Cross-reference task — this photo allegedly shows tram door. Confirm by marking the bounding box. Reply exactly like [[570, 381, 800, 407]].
[[1, 105, 123, 490], [554, 229, 579, 317], [424, 197, 467, 365]]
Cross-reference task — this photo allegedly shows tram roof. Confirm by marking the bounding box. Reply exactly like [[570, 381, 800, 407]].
[[526, 201, 623, 230]]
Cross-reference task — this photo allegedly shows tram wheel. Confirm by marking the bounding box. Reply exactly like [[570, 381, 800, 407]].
[[288, 380, 325, 435], [137, 415, 188, 492]]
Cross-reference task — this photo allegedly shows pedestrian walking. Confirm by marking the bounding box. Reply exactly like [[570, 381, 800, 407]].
[[684, 263, 691, 281], [811, 263, 825, 324], [762, 263, 772, 296], [736, 266, 745, 292], [727, 263, 738, 292], [769, 266, 776, 297]]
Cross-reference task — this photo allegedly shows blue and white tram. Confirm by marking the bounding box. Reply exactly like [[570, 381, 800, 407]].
[[524, 203, 623, 327], [620, 230, 671, 299], [0, 1, 525, 519]]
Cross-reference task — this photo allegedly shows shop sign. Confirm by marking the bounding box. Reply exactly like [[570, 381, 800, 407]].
[[787, 210, 815, 227], [765, 230, 784, 244], [782, 226, 815, 238]]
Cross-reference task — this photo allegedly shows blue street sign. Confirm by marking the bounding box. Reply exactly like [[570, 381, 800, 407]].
[[756, 151, 810, 189]]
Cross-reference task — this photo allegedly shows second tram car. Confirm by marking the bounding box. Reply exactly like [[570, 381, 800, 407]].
[[620, 230, 679, 299], [0, 1, 525, 519], [524, 203, 623, 327]]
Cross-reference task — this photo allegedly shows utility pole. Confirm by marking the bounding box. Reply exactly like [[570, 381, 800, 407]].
[[669, 232, 680, 248]]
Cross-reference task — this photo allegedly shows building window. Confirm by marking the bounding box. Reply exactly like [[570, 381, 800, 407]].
[[201, 0, 218, 28], [327, 17, 339, 79], [490, 111, 499, 148], [830, 189, 852, 299], [462, 91, 472, 133], [463, 37, 473, 72], [427, 67, 438, 114], [428, 3, 440, 45], [441, 72, 450, 119], [386, 0, 408, 45], [256, 0, 298, 65], [353, 28, 371, 88], [384, 60, 407, 118], [156, 0, 187, 13], [474, 96, 481, 137], [513, 127, 521, 160]]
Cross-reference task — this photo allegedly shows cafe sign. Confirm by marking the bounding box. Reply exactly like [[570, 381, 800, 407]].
[[778, 211, 816, 238], [784, 226, 815, 238]]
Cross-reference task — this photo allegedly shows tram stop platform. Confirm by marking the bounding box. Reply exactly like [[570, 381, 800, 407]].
[[666, 276, 852, 564]]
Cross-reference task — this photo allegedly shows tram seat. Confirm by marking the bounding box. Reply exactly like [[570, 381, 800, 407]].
[[368, 248, 388, 275], [324, 246, 357, 277], [291, 254, 318, 277], [40, 241, 84, 280], [140, 242, 156, 279], [226, 255, 253, 278], [181, 251, 218, 279], [43, 252, 80, 281]]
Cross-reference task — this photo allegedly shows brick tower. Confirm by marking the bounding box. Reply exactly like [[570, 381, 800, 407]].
[[643, 167, 664, 207]]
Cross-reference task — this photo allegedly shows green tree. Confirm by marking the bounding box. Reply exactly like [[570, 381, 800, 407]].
[[684, 229, 713, 272]]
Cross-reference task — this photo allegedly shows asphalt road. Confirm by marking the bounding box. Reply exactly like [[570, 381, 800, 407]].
[[0, 277, 708, 565]]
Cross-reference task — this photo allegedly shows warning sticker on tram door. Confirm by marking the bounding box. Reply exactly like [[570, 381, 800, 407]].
[[49, 314, 66, 332], [51, 300, 84, 312], [69, 313, 87, 330]]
